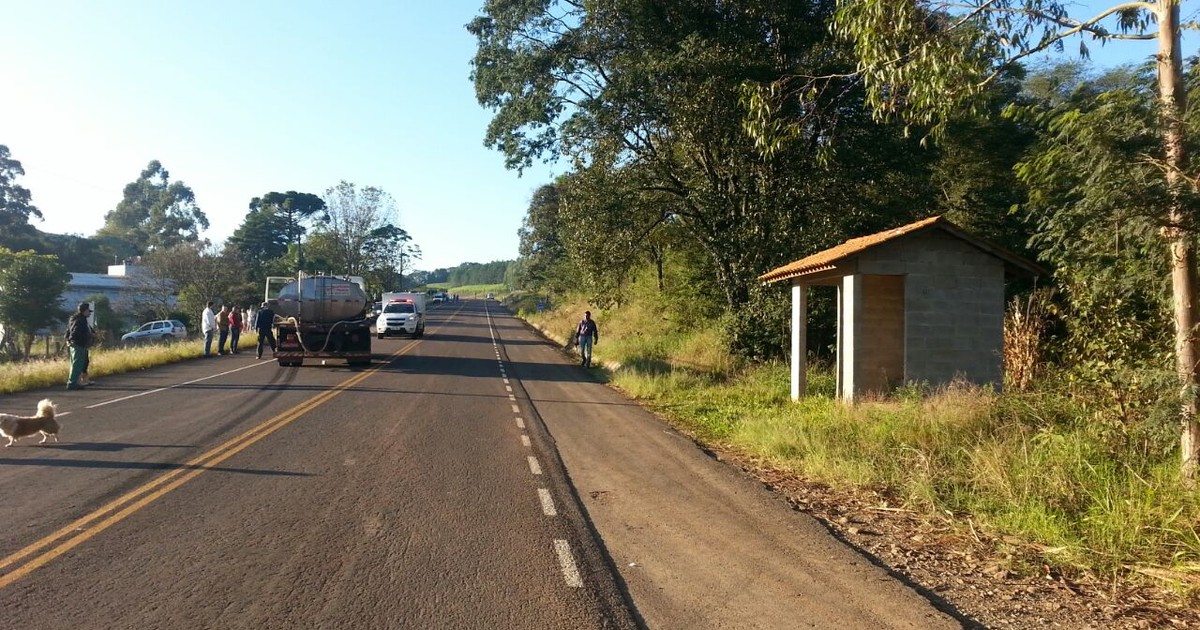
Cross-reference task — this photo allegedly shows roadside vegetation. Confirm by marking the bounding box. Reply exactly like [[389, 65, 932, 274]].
[[517, 280, 1200, 597], [0, 340, 203, 394]]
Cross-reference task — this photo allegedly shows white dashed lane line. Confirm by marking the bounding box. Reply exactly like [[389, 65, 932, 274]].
[[538, 488, 558, 516], [488, 303, 582, 590], [554, 540, 584, 588]]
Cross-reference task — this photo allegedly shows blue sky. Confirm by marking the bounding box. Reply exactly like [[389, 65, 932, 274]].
[[0, 1, 1183, 271]]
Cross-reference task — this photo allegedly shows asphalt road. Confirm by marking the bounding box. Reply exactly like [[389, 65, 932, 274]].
[[0, 300, 959, 629]]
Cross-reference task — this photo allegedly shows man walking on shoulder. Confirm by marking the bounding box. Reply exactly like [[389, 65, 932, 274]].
[[575, 310, 599, 368]]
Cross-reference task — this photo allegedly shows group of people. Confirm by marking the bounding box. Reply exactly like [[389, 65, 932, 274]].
[[63, 301, 601, 391], [201, 301, 278, 359]]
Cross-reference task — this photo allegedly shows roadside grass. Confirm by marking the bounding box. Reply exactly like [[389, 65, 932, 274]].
[[520, 292, 1200, 592], [0, 341, 204, 394]]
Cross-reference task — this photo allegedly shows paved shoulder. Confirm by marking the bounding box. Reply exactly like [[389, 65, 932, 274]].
[[495, 310, 962, 629]]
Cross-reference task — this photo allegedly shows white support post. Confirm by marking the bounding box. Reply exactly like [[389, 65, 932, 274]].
[[840, 274, 862, 401], [791, 282, 807, 400]]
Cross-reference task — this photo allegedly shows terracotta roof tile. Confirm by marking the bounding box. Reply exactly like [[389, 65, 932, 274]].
[[759, 216, 945, 284]]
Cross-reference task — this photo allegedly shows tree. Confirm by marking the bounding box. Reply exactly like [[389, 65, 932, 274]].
[[517, 184, 573, 294], [0, 247, 69, 360], [248, 191, 327, 272], [96, 160, 209, 259], [362, 224, 420, 292], [124, 246, 191, 321], [225, 206, 294, 277], [0, 145, 44, 255], [827, 0, 1200, 478], [316, 181, 405, 276], [0, 145, 42, 235], [470, 0, 934, 357]]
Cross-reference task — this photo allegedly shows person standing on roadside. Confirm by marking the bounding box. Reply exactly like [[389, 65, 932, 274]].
[[228, 306, 243, 354], [574, 310, 600, 368], [255, 301, 277, 360], [216, 305, 231, 355], [65, 302, 93, 390], [201, 301, 217, 357]]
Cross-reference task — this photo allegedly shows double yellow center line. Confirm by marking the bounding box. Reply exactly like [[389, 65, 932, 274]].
[[0, 342, 416, 590]]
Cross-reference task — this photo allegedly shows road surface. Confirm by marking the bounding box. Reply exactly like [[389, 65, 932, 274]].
[[0, 300, 960, 629]]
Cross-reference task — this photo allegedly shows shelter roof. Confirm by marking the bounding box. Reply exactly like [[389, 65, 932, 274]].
[[758, 216, 1046, 284]]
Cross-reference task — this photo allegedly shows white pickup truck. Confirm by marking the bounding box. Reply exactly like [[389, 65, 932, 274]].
[[376, 292, 426, 338]]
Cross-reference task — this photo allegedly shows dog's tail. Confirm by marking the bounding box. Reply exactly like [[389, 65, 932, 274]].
[[36, 399, 56, 420]]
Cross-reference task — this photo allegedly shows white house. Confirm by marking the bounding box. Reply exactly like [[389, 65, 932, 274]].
[[64, 261, 179, 318]]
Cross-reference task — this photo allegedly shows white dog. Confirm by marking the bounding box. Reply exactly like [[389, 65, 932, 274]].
[[0, 399, 59, 446]]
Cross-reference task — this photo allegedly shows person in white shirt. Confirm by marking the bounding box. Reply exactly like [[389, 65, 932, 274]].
[[201, 301, 218, 357]]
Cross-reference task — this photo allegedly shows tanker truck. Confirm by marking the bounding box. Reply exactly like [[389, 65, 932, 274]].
[[264, 273, 373, 367]]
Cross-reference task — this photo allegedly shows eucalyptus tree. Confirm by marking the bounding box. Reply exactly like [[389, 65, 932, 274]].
[[0, 145, 42, 237], [96, 160, 209, 259], [824, 0, 1200, 479], [470, 0, 930, 356]]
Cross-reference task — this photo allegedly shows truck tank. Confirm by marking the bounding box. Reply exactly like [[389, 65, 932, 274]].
[[274, 276, 368, 323]]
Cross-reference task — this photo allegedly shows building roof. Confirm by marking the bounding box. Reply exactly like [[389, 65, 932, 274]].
[[758, 216, 1046, 284], [67, 273, 130, 290]]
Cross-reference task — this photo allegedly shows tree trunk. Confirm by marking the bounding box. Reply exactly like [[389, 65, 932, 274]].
[[1157, 1, 1200, 481]]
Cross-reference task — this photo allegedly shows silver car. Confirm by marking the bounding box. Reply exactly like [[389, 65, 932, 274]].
[[121, 319, 188, 344]]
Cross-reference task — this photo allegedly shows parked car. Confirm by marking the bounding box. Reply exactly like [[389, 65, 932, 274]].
[[121, 319, 188, 344]]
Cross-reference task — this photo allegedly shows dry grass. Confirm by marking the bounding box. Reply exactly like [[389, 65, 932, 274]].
[[0, 340, 204, 394]]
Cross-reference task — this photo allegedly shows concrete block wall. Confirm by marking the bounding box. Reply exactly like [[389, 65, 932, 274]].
[[857, 230, 1005, 390]]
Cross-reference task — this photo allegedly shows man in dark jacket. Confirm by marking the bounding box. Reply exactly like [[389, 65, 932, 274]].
[[65, 302, 93, 390], [254, 301, 277, 360], [574, 310, 599, 367]]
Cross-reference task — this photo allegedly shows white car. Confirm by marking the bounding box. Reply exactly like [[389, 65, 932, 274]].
[[121, 319, 188, 344], [376, 300, 424, 338]]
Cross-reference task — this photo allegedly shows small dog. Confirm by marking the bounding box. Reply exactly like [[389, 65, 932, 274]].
[[0, 399, 59, 447]]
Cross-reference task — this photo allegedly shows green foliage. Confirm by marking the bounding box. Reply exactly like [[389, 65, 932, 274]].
[[95, 160, 209, 259], [85, 294, 125, 347], [475, 0, 952, 357], [248, 190, 327, 272], [516, 184, 574, 294], [0, 145, 42, 235], [1008, 62, 1195, 387], [226, 206, 293, 276], [0, 247, 69, 358], [827, 1, 1162, 141], [447, 261, 509, 286]]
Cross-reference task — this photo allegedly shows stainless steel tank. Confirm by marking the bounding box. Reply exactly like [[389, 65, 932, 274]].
[[274, 276, 368, 322]]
